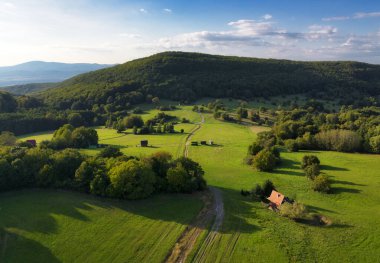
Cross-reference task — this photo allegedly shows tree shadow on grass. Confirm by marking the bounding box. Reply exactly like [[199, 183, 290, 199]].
[[331, 179, 366, 187], [331, 187, 362, 194], [0, 186, 262, 262], [215, 187, 262, 234], [0, 229, 60, 263], [307, 205, 338, 215], [321, 165, 349, 172], [0, 190, 95, 235], [274, 158, 304, 176]]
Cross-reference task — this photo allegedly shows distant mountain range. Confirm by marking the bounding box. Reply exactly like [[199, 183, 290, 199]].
[[0, 61, 112, 93]]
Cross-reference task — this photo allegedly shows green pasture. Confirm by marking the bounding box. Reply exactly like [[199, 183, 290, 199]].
[[12, 102, 380, 262], [0, 190, 202, 263], [188, 114, 380, 262]]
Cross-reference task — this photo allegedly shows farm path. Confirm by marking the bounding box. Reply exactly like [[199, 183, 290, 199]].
[[165, 113, 225, 263], [183, 113, 204, 158]]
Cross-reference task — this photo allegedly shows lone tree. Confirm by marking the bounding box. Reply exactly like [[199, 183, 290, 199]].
[[252, 149, 277, 171], [312, 174, 331, 193], [98, 146, 123, 158], [301, 155, 320, 169]]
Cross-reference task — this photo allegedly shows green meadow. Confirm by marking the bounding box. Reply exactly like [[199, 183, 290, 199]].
[[0, 190, 202, 263], [13, 103, 380, 262]]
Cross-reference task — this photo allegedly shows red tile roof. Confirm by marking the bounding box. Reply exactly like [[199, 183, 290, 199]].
[[267, 190, 285, 207]]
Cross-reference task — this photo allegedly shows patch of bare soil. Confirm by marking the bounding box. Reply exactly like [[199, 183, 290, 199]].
[[164, 189, 215, 263]]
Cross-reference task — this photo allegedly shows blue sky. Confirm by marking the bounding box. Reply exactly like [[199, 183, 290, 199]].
[[0, 0, 380, 65]]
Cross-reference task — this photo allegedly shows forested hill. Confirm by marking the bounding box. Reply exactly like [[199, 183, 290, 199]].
[[39, 52, 380, 109]]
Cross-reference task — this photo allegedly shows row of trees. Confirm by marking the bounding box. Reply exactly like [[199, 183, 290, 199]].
[[108, 113, 180, 135], [301, 155, 331, 193], [274, 106, 380, 153], [0, 146, 207, 199]]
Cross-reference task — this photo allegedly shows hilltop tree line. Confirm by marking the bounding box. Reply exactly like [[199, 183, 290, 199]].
[[39, 52, 380, 111]]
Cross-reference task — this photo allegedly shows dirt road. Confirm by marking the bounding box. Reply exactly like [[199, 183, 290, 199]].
[[165, 114, 225, 263]]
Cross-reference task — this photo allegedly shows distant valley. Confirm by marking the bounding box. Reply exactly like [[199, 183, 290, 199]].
[[0, 61, 112, 94]]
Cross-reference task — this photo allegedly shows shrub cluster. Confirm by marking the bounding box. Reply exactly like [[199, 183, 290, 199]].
[[111, 113, 177, 135], [301, 155, 331, 193], [247, 131, 281, 172]]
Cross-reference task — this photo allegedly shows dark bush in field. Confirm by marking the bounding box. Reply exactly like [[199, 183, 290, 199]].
[[98, 146, 123, 158], [312, 175, 331, 193], [301, 155, 320, 169]]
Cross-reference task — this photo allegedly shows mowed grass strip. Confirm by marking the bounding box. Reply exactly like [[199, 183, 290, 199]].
[[0, 190, 203, 263]]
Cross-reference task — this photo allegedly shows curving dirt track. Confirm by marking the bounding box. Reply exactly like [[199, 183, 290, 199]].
[[165, 114, 225, 263]]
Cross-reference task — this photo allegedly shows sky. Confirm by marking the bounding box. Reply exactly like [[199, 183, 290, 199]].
[[0, 0, 380, 66]]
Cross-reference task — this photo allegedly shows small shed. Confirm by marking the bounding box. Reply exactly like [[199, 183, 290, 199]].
[[26, 140, 37, 147], [191, 141, 198, 146], [209, 140, 214, 145], [141, 140, 148, 147], [200, 141, 207, 145], [267, 190, 286, 208]]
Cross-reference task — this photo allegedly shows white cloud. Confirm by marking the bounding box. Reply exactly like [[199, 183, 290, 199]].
[[118, 33, 142, 39], [308, 25, 338, 39], [323, 11, 380, 21], [163, 8, 172, 13], [354, 12, 380, 19], [322, 16, 350, 22], [263, 14, 272, 20], [139, 8, 147, 14]]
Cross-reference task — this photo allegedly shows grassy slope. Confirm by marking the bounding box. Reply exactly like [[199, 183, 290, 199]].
[[16, 103, 380, 262], [0, 190, 202, 263], [19, 105, 200, 158], [8, 106, 204, 263], [189, 113, 380, 262]]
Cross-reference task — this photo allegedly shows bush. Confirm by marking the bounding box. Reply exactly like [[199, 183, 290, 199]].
[[284, 139, 299, 152], [263, 180, 275, 197], [248, 142, 263, 156], [304, 163, 320, 179], [369, 135, 380, 153], [124, 115, 144, 129], [312, 175, 331, 193], [167, 164, 188, 192], [71, 127, 98, 148], [98, 146, 123, 158], [301, 155, 320, 169], [108, 159, 156, 199], [253, 149, 277, 171], [252, 184, 264, 198], [279, 202, 307, 219], [256, 131, 276, 148], [0, 131, 17, 146]]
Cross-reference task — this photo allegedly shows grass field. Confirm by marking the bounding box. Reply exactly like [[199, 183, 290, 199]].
[[188, 113, 380, 262], [14, 101, 380, 262], [0, 190, 203, 263]]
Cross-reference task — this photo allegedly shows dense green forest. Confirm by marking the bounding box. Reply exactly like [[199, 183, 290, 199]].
[[39, 52, 380, 109]]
